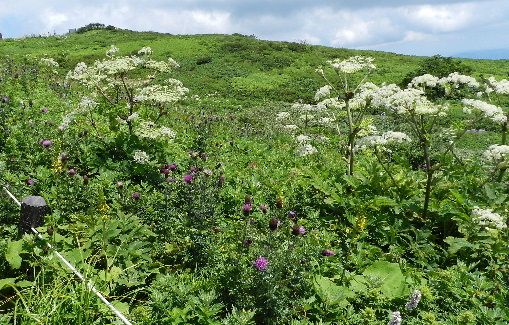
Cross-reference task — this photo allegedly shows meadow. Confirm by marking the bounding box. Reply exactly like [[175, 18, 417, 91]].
[[0, 25, 508, 324]]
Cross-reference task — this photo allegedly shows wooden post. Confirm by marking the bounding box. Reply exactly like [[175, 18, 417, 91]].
[[19, 196, 50, 236]]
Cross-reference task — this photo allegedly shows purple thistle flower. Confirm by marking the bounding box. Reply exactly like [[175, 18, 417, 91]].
[[183, 174, 193, 184], [25, 178, 35, 186], [253, 256, 269, 272], [321, 249, 335, 257], [41, 107, 49, 113], [168, 163, 178, 171], [243, 238, 253, 247], [288, 210, 297, 220], [160, 164, 171, 175], [259, 204, 268, 214], [67, 168, 77, 176], [40, 139, 52, 148], [269, 218, 281, 231], [292, 225, 306, 236], [189, 166, 199, 174], [132, 192, 141, 200], [242, 203, 252, 215]]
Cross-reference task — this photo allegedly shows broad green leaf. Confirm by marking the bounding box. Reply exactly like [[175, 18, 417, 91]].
[[314, 275, 354, 307], [5, 240, 24, 269], [0, 278, 16, 290], [360, 260, 408, 299]]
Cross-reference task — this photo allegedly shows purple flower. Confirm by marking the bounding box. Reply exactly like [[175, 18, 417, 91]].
[[168, 163, 178, 171], [68, 168, 77, 176], [25, 178, 35, 186], [243, 238, 253, 247], [242, 203, 252, 215], [292, 225, 306, 236], [40, 139, 52, 148], [41, 107, 49, 113], [288, 210, 297, 220], [132, 192, 141, 200], [160, 164, 171, 175], [269, 218, 281, 231], [253, 256, 269, 272], [183, 174, 193, 184], [321, 249, 335, 257], [189, 166, 199, 174]]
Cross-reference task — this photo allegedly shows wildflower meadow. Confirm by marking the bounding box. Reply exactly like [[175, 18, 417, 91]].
[[0, 27, 508, 324]]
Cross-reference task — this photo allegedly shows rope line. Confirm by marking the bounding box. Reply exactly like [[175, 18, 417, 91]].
[[2, 186, 133, 325]]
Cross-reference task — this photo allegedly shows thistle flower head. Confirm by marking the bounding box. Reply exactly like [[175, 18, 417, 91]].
[[292, 225, 306, 236], [269, 218, 281, 231], [242, 203, 253, 215], [253, 256, 269, 272], [40, 139, 52, 148], [183, 174, 193, 184], [131, 192, 141, 200], [321, 249, 336, 256]]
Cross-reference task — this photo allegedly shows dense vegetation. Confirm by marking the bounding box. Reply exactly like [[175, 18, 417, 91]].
[[0, 28, 508, 324]]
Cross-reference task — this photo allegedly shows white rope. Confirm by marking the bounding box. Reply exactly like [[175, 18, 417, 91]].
[[2, 186, 133, 325]]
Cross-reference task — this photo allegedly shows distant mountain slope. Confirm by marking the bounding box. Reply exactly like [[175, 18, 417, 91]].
[[454, 48, 509, 60]]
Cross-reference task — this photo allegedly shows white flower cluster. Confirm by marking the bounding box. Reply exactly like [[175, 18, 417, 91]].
[[138, 46, 153, 56], [133, 150, 150, 164], [296, 134, 311, 143], [462, 99, 507, 124], [144, 60, 175, 73], [388, 311, 402, 325], [315, 85, 332, 101], [439, 72, 480, 89], [316, 97, 344, 110], [379, 86, 444, 115], [134, 120, 176, 140], [483, 144, 509, 162], [408, 74, 439, 89], [405, 290, 422, 311], [59, 96, 97, 130], [40, 57, 59, 68], [486, 76, 509, 95], [134, 83, 189, 105], [276, 111, 291, 120], [356, 131, 411, 151], [283, 124, 298, 131], [297, 143, 318, 156], [106, 45, 119, 57], [327, 56, 376, 74], [96, 56, 140, 75], [471, 206, 506, 230]]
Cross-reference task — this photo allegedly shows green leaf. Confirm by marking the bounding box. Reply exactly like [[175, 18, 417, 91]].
[[360, 260, 408, 299], [0, 278, 16, 290], [314, 275, 354, 307], [444, 236, 474, 255], [5, 240, 24, 269]]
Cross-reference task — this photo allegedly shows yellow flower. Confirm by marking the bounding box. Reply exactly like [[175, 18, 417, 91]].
[[98, 202, 109, 214], [357, 216, 367, 232], [52, 158, 65, 173]]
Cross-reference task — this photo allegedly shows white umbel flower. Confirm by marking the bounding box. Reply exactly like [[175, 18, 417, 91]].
[[133, 150, 150, 164], [297, 143, 318, 156], [462, 99, 507, 124], [486, 76, 509, 95], [472, 206, 506, 229], [327, 56, 376, 74], [408, 74, 440, 89], [483, 144, 509, 162], [315, 85, 332, 101]]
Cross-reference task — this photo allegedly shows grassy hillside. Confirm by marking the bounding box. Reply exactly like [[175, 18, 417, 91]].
[[2, 28, 508, 104]]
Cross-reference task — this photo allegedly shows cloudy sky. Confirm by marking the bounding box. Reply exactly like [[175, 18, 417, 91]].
[[1, 0, 509, 57]]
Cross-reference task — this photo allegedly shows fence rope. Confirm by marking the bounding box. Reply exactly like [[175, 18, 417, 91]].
[[2, 186, 133, 325]]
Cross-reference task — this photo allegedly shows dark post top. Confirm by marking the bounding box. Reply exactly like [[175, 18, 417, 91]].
[[19, 196, 50, 236]]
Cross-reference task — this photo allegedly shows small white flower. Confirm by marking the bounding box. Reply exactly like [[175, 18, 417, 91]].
[[472, 206, 506, 230], [138, 46, 152, 56], [297, 143, 318, 156], [133, 150, 150, 164], [106, 45, 119, 57], [276, 111, 291, 120]]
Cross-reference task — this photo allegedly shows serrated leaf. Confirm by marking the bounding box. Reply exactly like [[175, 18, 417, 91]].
[[444, 236, 474, 255]]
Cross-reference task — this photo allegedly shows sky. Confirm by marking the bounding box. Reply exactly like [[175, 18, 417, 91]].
[[1, 0, 509, 58]]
